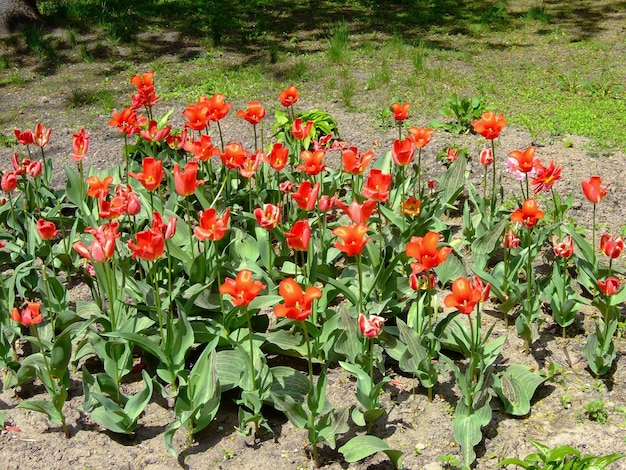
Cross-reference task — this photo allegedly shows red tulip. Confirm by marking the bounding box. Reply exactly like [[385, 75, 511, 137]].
[[12, 302, 42, 326], [109, 107, 143, 136], [140, 120, 171, 143], [582, 176, 609, 204], [236, 101, 266, 125], [152, 211, 177, 240], [1, 172, 17, 193], [128, 157, 164, 192], [166, 129, 188, 151], [127, 228, 165, 261], [407, 126, 434, 148], [183, 100, 210, 130], [469, 275, 491, 303], [174, 161, 204, 197], [362, 169, 392, 203], [598, 277, 620, 296], [194, 208, 230, 241], [205, 94, 233, 122], [274, 278, 321, 321], [71, 127, 90, 162], [510, 199, 544, 229], [279, 85, 299, 108], [479, 146, 493, 166], [285, 220, 311, 251], [14, 128, 34, 146], [332, 223, 370, 257], [86, 175, 113, 199], [254, 204, 281, 230], [342, 146, 374, 175], [184, 134, 216, 162], [240, 150, 262, 178], [403, 197, 421, 216], [444, 277, 482, 315], [291, 118, 313, 140], [130, 71, 159, 108], [391, 138, 415, 166], [291, 181, 320, 211], [471, 112, 507, 140], [600, 234, 624, 259], [390, 102, 410, 121], [358, 313, 386, 338], [36, 218, 59, 240], [446, 147, 459, 163], [219, 269, 265, 307], [318, 195, 334, 213], [334, 199, 376, 224], [406, 231, 451, 274]]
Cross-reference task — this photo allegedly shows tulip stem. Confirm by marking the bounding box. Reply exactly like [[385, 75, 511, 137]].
[[490, 139, 497, 204], [245, 306, 257, 394], [302, 322, 320, 469], [357, 254, 363, 315]]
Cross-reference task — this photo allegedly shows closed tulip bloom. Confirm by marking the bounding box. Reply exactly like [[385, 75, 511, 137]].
[[332, 223, 370, 257], [12, 302, 43, 326], [581, 176, 609, 204], [391, 138, 415, 166], [469, 275, 491, 303], [265, 142, 289, 171], [274, 278, 322, 321], [236, 101, 266, 125], [291, 181, 320, 211], [36, 218, 59, 240], [34, 122, 51, 147], [219, 269, 265, 307], [71, 127, 90, 162], [479, 146, 493, 166], [279, 85, 299, 107], [444, 277, 482, 315], [600, 234, 624, 259], [127, 228, 165, 261], [362, 169, 392, 203], [598, 277, 620, 296], [552, 235, 574, 258], [254, 204, 281, 230], [73, 221, 120, 263], [407, 126, 434, 148], [285, 220, 311, 251], [342, 146, 374, 175], [358, 313, 386, 338], [510, 199, 544, 229], [406, 231, 451, 273], [128, 157, 164, 192], [502, 229, 520, 249], [174, 161, 204, 197], [1, 171, 17, 193], [390, 102, 410, 121], [471, 112, 507, 140], [194, 208, 230, 241]]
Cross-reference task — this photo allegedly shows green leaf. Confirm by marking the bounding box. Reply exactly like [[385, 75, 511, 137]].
[[215, 349, 246, 391], [434, 252, 466, 286], [270, 366, 310, 400], [472, 218, 508, 257], [50, 330, 72, 382], [17, 399, 63, 423], [439, 153, 467, 205], [339, 435, 404, 469], [265, 329, 307, 356], [124, 370, 153, 423], [493, 364, 546, 416], [104, 332, 168, 364], [452, 401, 491, 468]]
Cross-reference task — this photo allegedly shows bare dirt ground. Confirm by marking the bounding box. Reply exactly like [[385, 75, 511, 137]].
[[1, 2, 626, 469]]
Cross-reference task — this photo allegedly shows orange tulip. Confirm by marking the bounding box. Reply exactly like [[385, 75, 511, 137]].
[[291, 118, 314, 140], [444, 277, 482, 315], [334, 199, 377, 224], [205, 94, 233, 122], [390, 102, 410, 121], [194, 208, 230, 241], [274, 278, 322, 321], [279, 85, 299, 108], [297, 150, 326, 176], [510, 198, 544, 229], [361, 169, 392, 203], [291, 181, 320, 211], [332, 223, 370, 257], [342, 146, 374, 175], [219, 269, 265, 307], [34, 122, 51, 148], [403, 197, 421, 216], [86, 175, 113, 199], [471, 111, 507, 140], [508, 146, 536, 173], [71, 127, 90, 162], [254, 204, 281, 230], [407, 126, 434, 148], [406, 231, 451, 273], [174, 161, 204, 197], [218, 142, 248, 169], [265, 142, 289, 171], [391, 138, 415, 166], [183, 100, 210, 131], [109, 107, 142, 135], [237, 101, 266, 125]]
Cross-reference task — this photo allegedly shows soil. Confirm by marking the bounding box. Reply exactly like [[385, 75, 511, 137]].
[[2, 3, 626, 470]]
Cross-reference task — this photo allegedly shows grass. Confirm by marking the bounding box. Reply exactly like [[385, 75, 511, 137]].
[[0, 0, 625, 151]]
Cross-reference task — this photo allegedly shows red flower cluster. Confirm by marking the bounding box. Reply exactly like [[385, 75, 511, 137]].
[[130, 71, 160, 109]]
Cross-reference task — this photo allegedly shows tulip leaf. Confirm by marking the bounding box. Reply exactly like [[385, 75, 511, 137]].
[[339, 435, 403, 469], [215, 349, 246, 392], [17, 399, 63, 424], [270, 366, 310, 400], [439, 153, 466, 205], [452, 400, 491, 469], [493, 364, 546, 416]]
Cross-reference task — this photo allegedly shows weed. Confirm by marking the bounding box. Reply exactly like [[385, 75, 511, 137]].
[[584, 398, 609, 424], [557, 71, 582, 93], [0, 54, 11, 71], [559, 394, 571, 409], [431, 94, 485, 134], [0, 72, 26, 87], [327, 21, 350, 64], [340, 78, 357, 109], [285, 59, 308, 82], [438, 453, 461, 467]]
